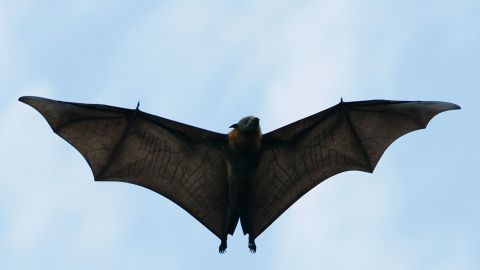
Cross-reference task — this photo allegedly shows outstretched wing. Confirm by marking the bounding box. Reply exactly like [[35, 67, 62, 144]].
[[20, 96, 229, 239], [248, 100, 460, 237]]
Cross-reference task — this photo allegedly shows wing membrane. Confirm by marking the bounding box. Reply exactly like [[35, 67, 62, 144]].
[[20, 96, 229, 238], [248, 100, 460, 237]]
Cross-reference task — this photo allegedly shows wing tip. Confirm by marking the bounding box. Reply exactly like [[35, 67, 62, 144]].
[[451, 103, 461, 110], [18, 96, 32, 104], [410, 100, 460, 114], [18, 96, 50, 107], [436, 101, 461, 111]]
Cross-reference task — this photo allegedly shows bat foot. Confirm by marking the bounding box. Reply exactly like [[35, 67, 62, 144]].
[[219, 240, 227, 254], [248, 240, 256, 253]]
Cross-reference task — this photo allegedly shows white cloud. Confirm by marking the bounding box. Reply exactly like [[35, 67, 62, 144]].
[[1, 84, 55, 253], [266, 170, 407, 269], [0, 4, 10, 85], [259, 0, 392, 129]]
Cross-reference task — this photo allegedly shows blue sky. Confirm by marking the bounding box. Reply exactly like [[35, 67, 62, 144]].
[[0, 0, 479, 269]]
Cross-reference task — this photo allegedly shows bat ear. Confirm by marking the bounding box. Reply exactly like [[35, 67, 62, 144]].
[[229, 124, 238, 129]]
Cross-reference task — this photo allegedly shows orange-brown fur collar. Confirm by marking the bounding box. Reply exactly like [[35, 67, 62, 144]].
[[228, 129, 262, 152]]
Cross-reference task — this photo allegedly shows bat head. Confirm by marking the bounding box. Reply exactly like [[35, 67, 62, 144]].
[[230, 116, 260, 133]]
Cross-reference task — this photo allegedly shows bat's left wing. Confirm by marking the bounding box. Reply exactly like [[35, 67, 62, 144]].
[[20, 96, 229, 239], [247, 100, 460, 238]]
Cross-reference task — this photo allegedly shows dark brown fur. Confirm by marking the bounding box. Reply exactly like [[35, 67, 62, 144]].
[[219, 128, 263, 252]]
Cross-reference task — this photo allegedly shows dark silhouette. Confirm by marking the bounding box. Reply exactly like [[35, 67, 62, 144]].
[[20, 96, 459, 253]]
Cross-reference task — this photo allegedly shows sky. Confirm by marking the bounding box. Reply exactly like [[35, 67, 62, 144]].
[[0, 0, 479, 269]]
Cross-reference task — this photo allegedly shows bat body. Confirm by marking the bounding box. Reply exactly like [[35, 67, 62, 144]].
[[224, 117, 262, 252], [20, 96, 459, 253]]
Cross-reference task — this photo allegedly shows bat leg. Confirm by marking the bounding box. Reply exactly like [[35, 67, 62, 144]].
[[219, 208, 238, 254], [248, 234, 256, 253], [238, 209, 256, 253], [219, 238, 227, 254]]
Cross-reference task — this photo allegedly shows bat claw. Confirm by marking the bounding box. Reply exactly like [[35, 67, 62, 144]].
[[248, 242, 256, 253]]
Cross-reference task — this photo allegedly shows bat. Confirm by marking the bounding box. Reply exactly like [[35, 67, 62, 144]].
[[19, 96, 460, 253]]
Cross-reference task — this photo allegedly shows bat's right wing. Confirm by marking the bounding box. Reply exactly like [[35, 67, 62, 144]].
[[247, 100, 460, 238], [20, 96, 229, 239]]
